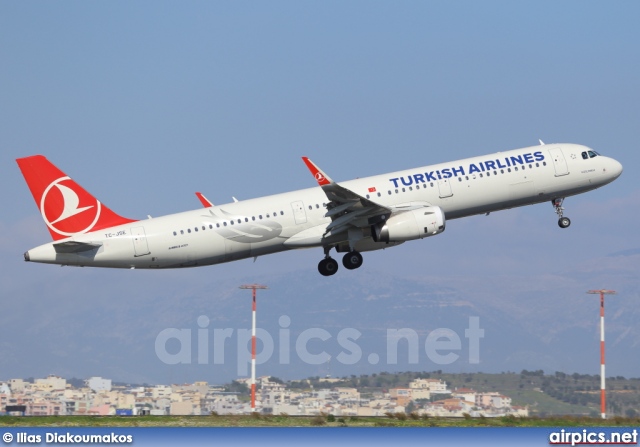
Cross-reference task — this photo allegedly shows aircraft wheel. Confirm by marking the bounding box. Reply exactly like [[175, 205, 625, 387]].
[[318, 258, 339, 276], [558, 217, 571, 228], [342, 251, 363, 270]]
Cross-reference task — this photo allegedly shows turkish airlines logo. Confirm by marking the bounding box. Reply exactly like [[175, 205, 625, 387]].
[[315, 172, 325, 183], [40, 176, 102, 237]]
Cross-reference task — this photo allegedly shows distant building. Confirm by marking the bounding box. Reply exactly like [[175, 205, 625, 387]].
[[389, 388, 412, 407], [170, 401, 196, 415], [35, 375, 66, 391], [452, 388, 477, 404], [409, 378, 449, 396], [8, 379, 25, 392], [0, 383, 11, 396], [86, 377, 112, 393]]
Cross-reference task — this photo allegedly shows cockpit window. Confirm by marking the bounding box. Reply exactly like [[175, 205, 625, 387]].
[[582, 152, 588, 160], [588, 151, 598, 158]]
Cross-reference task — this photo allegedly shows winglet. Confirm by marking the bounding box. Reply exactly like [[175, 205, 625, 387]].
[[195, 192, 214, 207], [302, 157, 333, 186]]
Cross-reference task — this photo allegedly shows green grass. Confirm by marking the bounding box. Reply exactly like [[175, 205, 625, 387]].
[[1, 414, 639, 427]]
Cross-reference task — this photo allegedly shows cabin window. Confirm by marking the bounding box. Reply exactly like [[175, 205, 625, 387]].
[[316, 204, 320, 209], [180, 230, 184, 234], [543, 162, 547, 166], [377, 192, 381, 197], [223, 222, 227, 226], [366, 194, 370, 199], [402, 188, 405, 192], [536, 163, 539, 167], [209, 224, 213, 229], [245, 218, 249, 222], [280, 211, 284, 215], [252, 216, 255, 221], [529, 164, 533, 169], [479, 173, 483, 177], [259, 215, 263, 219], [458, 177, 462, 182], [194, 227, 198, 232], [173, 231, 177, 236], [388, 190, 392, 195], [486, 172, 490, 177], [230, 221, 234, 225], [430, 182, 434, 187], [514, 167, 518, 171], [308, 205, 312, 210], [188, 229, 191, 233]]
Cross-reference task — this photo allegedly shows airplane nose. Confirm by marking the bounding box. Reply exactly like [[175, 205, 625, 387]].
[[610, 158, 623, 178]]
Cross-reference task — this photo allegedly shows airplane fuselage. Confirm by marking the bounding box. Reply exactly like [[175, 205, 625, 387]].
[[23, 143, 623, 271]]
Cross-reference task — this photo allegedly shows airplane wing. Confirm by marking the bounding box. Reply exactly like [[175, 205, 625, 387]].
[[301, 157, 392, 236]]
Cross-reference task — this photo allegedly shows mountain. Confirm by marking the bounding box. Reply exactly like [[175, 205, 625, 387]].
[[0, 250, 638, 385]]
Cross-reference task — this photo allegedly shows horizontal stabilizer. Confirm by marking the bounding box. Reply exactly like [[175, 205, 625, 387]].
[[53, 241, 102, 254]]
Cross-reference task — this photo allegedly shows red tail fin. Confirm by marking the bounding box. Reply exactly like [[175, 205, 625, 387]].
[[16, 155, 137, 241]]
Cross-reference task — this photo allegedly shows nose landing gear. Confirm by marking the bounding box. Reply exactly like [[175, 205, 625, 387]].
[[552, 198, 571, 228]]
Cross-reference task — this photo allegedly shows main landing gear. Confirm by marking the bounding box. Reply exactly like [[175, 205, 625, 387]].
[[342, 250, 363, 270], [317, 247, 363, 276], [552, 198, 571, 228]]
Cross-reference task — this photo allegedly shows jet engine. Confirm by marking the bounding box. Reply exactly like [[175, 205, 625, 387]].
[[371, 206, 445, 243]]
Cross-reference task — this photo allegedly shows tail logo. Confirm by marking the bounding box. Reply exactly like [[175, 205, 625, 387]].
[[315, 172, 325, 182], [40, 176, 102, 237]]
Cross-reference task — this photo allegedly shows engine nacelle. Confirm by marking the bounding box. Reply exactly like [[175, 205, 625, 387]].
[[371, 206, 445, 243]]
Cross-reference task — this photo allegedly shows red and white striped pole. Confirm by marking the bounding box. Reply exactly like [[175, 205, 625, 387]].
[[240, 284, 267, 413], [587, 289, 616, 419]]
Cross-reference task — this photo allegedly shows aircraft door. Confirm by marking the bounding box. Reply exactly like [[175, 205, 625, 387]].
[[548, 147, 569, 176], [291, 201, 307, 224], [437, 178, 453, 198], [131, 226, 150, 257]]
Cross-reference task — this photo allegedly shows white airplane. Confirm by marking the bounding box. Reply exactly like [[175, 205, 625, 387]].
[[17, 142, 622, 276]]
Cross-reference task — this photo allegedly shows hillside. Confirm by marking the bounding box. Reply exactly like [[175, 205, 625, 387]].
[[283, 370, 640, 417]]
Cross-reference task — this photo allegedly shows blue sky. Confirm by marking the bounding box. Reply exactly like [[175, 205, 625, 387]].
[[2, 1, 638, 275], [0, 2, 638, 381]]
